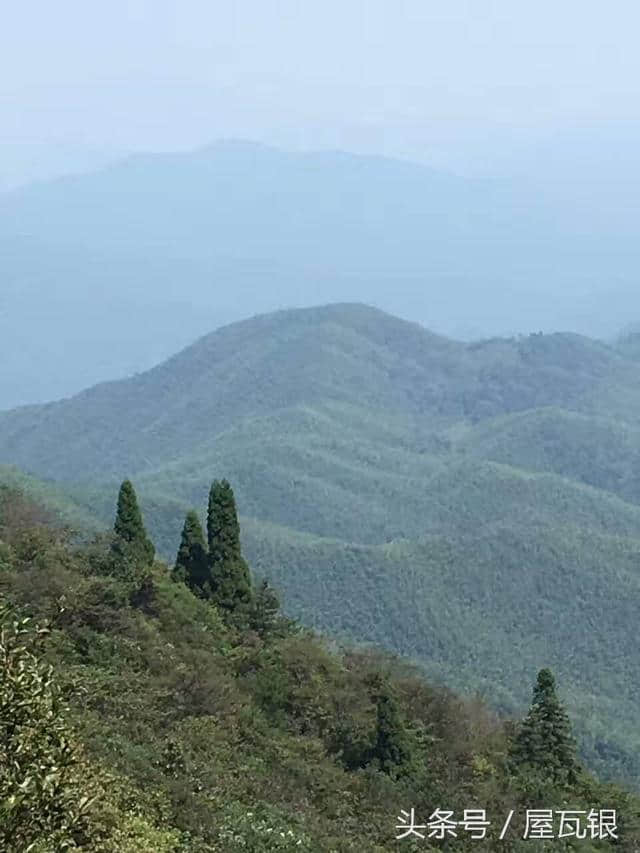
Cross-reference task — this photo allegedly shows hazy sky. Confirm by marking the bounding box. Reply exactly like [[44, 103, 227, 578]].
[[3, 0, 640, 176]]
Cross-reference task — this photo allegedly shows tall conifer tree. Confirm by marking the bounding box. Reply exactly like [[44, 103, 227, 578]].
[[173, 510, 209, 595], [111, 479, 155, 569], [206, 479, 252, 612], [510, 668, 578, 783]]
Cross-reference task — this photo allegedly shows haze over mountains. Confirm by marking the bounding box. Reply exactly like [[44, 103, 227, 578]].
[[3, 139, 640, 409], [0, 141, 123, 192], [4, 302, 640, 783]]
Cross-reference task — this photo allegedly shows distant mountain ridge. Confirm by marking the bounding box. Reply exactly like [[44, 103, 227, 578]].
[[3, 138, 640, 408], [0, 303, 631, 481]]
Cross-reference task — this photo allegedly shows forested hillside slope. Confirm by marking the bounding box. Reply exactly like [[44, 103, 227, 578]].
[[3, 303, 640, 783], [1, 483, 638, 851]]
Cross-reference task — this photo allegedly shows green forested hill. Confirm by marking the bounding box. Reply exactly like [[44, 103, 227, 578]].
[[3, 484, 639, 851], [1, 303, 635, 481], [3, 303, 640, 784], [455, 408, 640, 498]]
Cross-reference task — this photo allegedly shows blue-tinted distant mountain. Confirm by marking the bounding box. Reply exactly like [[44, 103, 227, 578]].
[[2, 140, 640, 407], [0, 139, 549, 266], [0, 140, 124, 191]]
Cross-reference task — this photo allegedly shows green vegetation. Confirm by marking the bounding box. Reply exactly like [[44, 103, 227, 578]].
[[2, 483, 640, 850], [173, 509, 208, 592], [369, 677, 414, 778], [206, 479, 252, 614], [510, 668, 578, 785], [3, 304, 640, 786], [0, 605, 97, 852], [111, 479, 155, 574]]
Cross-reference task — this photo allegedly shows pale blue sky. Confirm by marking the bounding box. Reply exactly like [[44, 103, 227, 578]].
[[3, 0, 640, 175]]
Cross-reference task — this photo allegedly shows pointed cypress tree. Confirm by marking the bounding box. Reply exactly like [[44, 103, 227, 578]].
[[510, 668, 578, 783], [206, 479, 252, 612], [111, 480, 155, 570], [207, 479, 241, 562], [173, 510, 209, 595]]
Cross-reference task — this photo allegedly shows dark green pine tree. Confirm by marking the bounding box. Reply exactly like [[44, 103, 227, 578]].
[[206, 479, 252, 613], [370, 677, 413, 776], [111, 479, 155, 570], [510, 668, 578, 783], [173, 510, 209, 595]]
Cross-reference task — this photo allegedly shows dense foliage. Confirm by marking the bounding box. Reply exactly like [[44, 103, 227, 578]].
[[1, 484, 640, 850], [112, 479, 155, 570], [3, 305, 640, 785], [206, 479, 252, 614], [0, 606, 95, 851], [173, 509, 208, 593], [509, 668, 579, 785]]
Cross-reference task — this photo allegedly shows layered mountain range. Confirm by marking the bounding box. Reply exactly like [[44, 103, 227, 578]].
[[3, 303, 640, 781]]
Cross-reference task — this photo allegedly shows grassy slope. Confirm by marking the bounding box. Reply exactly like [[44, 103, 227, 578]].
[[3, 304, 640, 783]]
